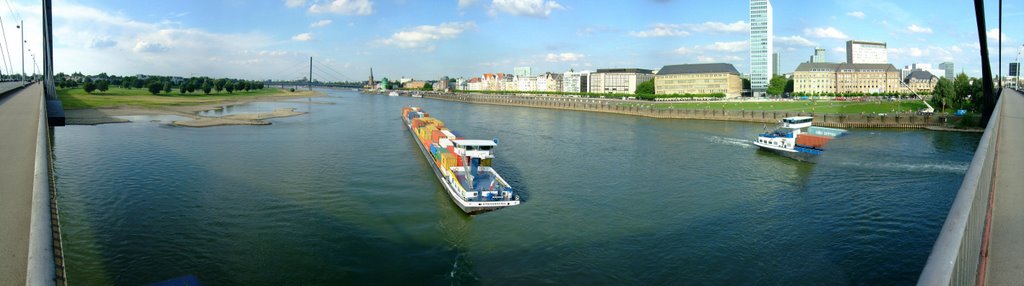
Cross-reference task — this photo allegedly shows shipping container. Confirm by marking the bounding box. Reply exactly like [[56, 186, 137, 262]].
[[441, 130, 457, 139], [808, 126, 848, 138], [796, 134, 831, 149]]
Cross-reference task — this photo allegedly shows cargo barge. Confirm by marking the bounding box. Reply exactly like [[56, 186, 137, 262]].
[[753, 116, 846, 163], [402, 107, 520, 214]]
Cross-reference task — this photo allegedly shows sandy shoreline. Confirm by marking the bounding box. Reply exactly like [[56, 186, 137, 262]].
[[64, 90, 323, 127]]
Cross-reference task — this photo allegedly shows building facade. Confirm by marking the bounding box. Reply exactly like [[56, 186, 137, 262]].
[[793, 62, 902, 94], [772, 52, 780, 76], [810, 47, 826, 63], [905, 70, 938, 93], [749, 0, 773, 96], [587, 68, 654, 94], [654, 63, 743, 98], [846, 40, 888, 64], [537, 72, 563, 92], [562, 70, 589, 93], [901, 63, 945, 80], [939, 62, 955, 79], [513, 67, 532, 77], [516, 75, 538, 92]]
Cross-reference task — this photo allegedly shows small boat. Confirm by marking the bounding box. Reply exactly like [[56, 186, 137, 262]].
[[411, 92, 423, 98], [752, 116, 846, 162], [388, 91, 399, 97], [402, 107, 520, 214]]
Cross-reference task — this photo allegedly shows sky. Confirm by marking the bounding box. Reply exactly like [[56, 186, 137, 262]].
[[1, 0, 1021, 82]]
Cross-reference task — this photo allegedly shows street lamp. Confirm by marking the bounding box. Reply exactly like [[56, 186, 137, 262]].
[[16, 21, 24, 82]]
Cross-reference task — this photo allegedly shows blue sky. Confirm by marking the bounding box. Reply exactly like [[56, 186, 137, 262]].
[[3, 0, 1021, 81]]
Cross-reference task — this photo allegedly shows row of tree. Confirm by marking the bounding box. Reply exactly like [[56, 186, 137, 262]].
[[931, 73, 984, 112], [56, 72, 266, 95]]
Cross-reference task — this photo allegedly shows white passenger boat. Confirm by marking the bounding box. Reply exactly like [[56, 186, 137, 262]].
[[752, 116, 846, 162]]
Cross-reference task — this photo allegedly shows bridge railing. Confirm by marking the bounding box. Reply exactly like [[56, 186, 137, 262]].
[[917, 91, 1004, 285]]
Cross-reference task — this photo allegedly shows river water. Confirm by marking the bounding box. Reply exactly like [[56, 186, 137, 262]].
[[53, 89, 980, 285]]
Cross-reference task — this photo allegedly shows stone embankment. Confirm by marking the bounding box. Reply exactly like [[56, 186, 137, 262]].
[[424, 93, 962, 129]]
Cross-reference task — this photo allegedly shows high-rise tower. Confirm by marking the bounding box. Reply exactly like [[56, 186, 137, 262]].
[[749, 0, 773, 96]]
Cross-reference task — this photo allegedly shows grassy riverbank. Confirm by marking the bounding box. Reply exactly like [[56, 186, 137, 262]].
[[629, 100, 930, 114], [57, 87, 316, 110]]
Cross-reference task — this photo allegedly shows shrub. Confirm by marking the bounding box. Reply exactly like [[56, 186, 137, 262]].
[[82, 82, 96, 93]]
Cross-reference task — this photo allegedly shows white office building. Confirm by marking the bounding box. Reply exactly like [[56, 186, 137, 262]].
[[588, 68, 654, 94], [846, 40, 888, 64], [749, 0, 773, 96], [562, 70, 590, 93]]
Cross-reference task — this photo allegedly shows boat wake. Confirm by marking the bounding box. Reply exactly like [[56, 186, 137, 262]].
[[707, 136, 757, 149], [833, 161, 969, 173]]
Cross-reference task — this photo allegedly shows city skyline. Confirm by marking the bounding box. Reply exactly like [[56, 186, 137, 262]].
[[4, 0, 1022, 81]]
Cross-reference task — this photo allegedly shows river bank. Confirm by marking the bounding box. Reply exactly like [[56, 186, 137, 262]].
[[418, 92, 976, 130], [63, 90, 322, 127]]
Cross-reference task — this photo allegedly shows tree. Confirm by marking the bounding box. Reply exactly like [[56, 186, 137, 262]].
[[932, 77, 954, 112], [952, 72, 971, 110], [83, 82, 97, 93], [162, 82, 172, 94], [784, 79, 794, 93], [767, 75, 787, 96], [214, 78, 226, 93], [201, 81, 212, 94], [742, 78, 751, 90], [97, 80, 109, 92], [225, 81, 235, 93], [422, 82, 433, 91], [148, 82, 162, 95], [635, 78, 655, 95]]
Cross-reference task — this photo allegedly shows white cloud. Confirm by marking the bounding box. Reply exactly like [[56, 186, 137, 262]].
[[629, 21, 748, 38], [292, 32, 313, 41], [258, 50, 290, 56], [489, 0, 563, 18], [775, 35, 817, 47], [689, 21, 749, 33], [706, 41, 747, 52], [695, 55, 743, 63], [907, 24, 933, 34], [846, 11, 865, 19], [674, 41, 748, 54], [987, 28, 1011, 42], [310, 19, 333, 28], [630, 23, 689, 37], [803, 27, 848, 39], [458, 0, 478, 8], [545, 52, 584, 62], [132, 40, 168, 53], [309, 0, 374, 15], [379, 21, 475, 51], [674, 46, 694, 55], [87, 38, 117, 49], [284, 0, 305, 8]]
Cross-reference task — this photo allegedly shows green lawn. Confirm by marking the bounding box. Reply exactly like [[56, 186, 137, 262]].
[[630, 100, 929, 114], [58, 87, 303, 109]]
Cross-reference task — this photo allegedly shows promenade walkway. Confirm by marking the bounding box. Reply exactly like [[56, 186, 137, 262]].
[[0, 83, 43, 285], [985, 88, 1024, 285]]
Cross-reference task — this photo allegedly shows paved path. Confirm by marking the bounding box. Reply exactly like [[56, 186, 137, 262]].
[[986, 88, 1024, 285], [0, 83, 42, 285]]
